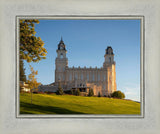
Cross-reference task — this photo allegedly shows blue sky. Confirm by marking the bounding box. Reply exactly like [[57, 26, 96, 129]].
[[24, 19, 140, 101]]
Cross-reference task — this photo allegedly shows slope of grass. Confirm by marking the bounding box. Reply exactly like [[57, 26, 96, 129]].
[[20, 93, 141, 114]]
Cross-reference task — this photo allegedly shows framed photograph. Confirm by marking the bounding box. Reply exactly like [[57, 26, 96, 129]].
[[0, 0, 160, 134], [16, 16, 144, 118]]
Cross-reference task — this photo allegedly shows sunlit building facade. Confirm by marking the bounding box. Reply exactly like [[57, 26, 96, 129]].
[[53, 38, 117, 96]]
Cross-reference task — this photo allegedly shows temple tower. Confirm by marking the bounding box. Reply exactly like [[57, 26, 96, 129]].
[[103, 46, 117, 96], [55, 37, 68, 83]]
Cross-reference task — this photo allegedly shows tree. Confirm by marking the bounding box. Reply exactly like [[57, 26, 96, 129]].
[[20, 19, 47, 62], [20, 59, 26, 82], [88, 88, 94, 96], [70, 89, 74, 95], [56, 82, 63, 95], [111, 91, 125, 99], [76, 89, 80, 96], [27, 65, 41, 104], [19, 20, 47, 87], [98, 91, 101, 97]]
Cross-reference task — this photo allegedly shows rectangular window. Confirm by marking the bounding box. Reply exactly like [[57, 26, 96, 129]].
[[87, 73, 89, 81]]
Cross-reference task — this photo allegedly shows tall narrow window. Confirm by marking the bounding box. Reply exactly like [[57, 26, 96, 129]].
[[81, 74, 83, 80], [75, 73, 77, 79], [60, 53, 63, 58], [103, 84, 105, 90], [109, 57, 111, 63], [92, 73, 95, 81], [58, 75, 61, 81], [69, 73, 72, 81], [58, 67, 61, 71], [104, 74, 106, 81], [98, 73, 100, 81], [87, 73, 89, 81]]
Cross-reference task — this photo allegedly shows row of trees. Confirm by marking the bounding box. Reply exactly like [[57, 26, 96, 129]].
[[56, 88, 81, 96], [56, 86, 95, 96], [56, 86, 125, 99]]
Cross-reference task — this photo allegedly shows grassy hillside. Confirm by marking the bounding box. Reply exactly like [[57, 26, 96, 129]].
[[20, 93, 141, 114]]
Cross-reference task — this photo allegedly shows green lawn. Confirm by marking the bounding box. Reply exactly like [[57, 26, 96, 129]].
[[20, 93, 141, 114]]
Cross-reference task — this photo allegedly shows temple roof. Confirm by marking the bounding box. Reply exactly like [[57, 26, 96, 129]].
[[58, 37, 66, 51], [105, 46, 114, 55]]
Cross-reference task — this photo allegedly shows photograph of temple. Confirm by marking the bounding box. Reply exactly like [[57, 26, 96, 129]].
[[39, 38, 117, 96], [19, 19, 141, 115]]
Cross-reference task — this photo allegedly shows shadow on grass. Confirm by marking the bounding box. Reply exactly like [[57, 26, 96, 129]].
[[20, 102, 85, 114]]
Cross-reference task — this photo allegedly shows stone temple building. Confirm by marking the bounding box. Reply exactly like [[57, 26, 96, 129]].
[[39, 38, 117, 96]]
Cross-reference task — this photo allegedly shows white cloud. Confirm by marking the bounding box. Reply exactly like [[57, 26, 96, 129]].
[[118, 85, 140, 102]]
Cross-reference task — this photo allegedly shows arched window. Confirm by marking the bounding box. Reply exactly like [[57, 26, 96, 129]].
[[60, 45, 63, 50], [108, 48, 112, 54], [60, 53, 63, 58]]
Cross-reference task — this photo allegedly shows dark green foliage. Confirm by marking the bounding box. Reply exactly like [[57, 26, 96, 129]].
[[63, 90, 71, 94], [20, 59, 26, 82], [63, 89, 76, 95], [111, 91, 125, 99], [56, 82, 63, 95], [20, 19, 47, 62], [56, 87, 64, 95], [70, 89, 74, 95], [76, 89, 80, 96], [56, 83, 63, 95], [88, 89, 94, 96], [45, 91, 54, 94], [98, 92, 101, 97]]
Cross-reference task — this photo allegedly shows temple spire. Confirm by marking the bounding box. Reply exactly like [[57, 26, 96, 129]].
[[57, 36, 66, 51]]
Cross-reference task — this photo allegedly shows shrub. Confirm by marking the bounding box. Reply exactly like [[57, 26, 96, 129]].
[[70, 89, 74, 95], [98, 92, 101, 97], [64, 90, 71, 94], [76, 89, 80, 96], [88, 89, 94, 96], [45, 91, 54, 94], [111, 90, 125, 99], [56, 87, 64, 95]]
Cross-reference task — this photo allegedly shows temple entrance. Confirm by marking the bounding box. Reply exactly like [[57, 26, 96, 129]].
[[79, 88, 87, 92], [71, 88, 87, 92]]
